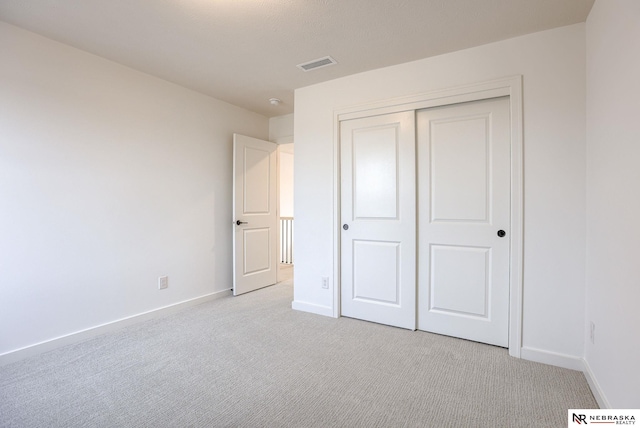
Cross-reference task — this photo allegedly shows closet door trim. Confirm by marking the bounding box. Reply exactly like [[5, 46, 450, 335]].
[[331, 76, 523, 358]]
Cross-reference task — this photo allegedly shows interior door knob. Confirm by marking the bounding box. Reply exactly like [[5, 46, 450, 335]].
[[343, 224, 349, 230], [236, 220, 248, 225], [497, 230, 506, 237]]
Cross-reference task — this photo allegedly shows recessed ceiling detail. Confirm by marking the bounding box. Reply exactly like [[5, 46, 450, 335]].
[[297, 56, 338, 72]]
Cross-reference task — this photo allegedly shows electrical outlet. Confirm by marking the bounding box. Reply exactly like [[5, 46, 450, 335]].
[[158, 276, 169, 290], [590, 321, 595, 344], [321, 277, 329, 289]]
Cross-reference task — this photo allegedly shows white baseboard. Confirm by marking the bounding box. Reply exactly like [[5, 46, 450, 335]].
[[520, 346, 585, 371], [582, 359, 611, 409], [520, 346, 612, 409], [0, 289, 232, 367], [292, 300, 334, 317]]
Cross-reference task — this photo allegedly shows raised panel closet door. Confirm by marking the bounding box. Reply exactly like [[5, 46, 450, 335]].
[[340, 111, 416, 330], [417, 97, 511, 347]]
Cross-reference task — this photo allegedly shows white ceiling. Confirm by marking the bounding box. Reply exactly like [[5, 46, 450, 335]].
[[0, 0, 594, 117]]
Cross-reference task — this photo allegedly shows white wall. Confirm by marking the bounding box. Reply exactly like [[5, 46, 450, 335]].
[[585, 0, 640, 408], [269, 114, 294, 144], [294, 24, 587, 360], [0, 22, 269, 356]]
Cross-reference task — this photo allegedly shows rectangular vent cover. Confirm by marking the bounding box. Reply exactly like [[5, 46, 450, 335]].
[[297, 56, 337, 72]]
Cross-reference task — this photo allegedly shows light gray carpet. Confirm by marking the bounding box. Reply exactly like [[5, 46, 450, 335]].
[[0, 276, 597, 427]]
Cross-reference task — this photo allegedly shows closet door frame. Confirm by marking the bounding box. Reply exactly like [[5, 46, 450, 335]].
[[332, 76, 524, 358]]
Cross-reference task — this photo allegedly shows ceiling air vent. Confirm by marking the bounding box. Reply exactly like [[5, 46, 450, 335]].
[[297, 56, 337, 72]]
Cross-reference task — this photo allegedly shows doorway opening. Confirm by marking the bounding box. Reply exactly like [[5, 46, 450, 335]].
[[278, 142, 294, 284]]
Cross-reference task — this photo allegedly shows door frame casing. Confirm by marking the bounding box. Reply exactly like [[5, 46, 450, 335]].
[[332, 76, 524, 358]]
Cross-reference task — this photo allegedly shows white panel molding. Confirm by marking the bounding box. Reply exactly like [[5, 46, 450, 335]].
[[292, 300, 334, 317], [582, 359, 611, 409], [332, 76, 524, 355], [0, 289, 232, 367]]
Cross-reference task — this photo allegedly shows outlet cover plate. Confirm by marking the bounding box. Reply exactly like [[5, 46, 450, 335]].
[[158, 276, 169, 290], [321, 277, 329, 289]]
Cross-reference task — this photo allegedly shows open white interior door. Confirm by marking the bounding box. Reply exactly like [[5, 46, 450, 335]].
[[233, 134, 278, 296]]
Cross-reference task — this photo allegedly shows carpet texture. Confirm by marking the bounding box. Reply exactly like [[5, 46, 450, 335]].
[[0, 276, 597, 427]]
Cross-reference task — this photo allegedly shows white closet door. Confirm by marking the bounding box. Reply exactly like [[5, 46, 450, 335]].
[[417, 97, 511, 347], [340, 111, 416, 330]]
